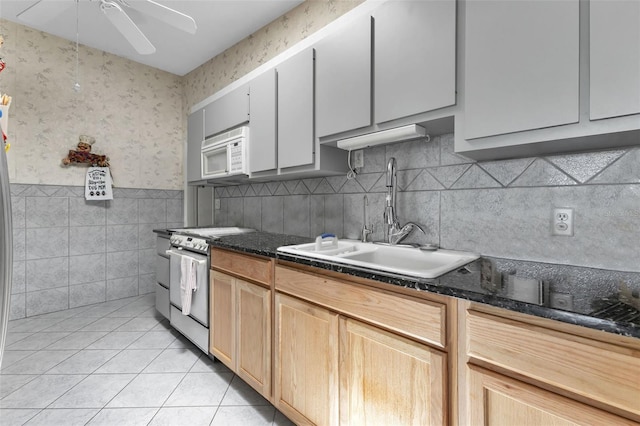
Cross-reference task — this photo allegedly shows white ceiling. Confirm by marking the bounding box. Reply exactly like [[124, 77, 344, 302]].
[[0, 0, 305, 76]]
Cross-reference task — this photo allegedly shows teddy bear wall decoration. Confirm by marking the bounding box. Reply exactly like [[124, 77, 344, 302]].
[[62, 135, 110, 167]]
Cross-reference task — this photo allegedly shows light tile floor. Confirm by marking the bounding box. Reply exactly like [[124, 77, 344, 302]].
[[0, 294, 295, 426]]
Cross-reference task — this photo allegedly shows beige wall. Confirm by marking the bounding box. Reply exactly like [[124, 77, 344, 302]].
[[0, 20, 184, 190], [0, 0, 362, 190], [183, 0, 364, 111]]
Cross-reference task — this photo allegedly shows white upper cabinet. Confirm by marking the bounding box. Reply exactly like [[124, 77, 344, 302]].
[[374, 0, 456, 124], [186, 108, 204, 183], [277, 48, 315, 170], [464, 0, 580, 140], [204, 83, 250, 138], [315, 16, 372, 138], [590, 0, 640, 121], [249, 68, 278, 174]]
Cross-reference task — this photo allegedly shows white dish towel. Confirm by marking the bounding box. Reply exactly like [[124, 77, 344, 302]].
[[180, 256, 198, 315]]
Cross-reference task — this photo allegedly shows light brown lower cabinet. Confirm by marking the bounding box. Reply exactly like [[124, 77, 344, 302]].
[[274, 291, 447, 425], [274, 293, 340, 426], [468, 366, 637, 426], [210, 270, 271, 398], [339, 317, 447, 426], [461, 303, 640, 425]]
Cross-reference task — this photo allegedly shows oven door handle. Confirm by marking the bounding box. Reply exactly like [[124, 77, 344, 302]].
[[165, 249, 207, 264]]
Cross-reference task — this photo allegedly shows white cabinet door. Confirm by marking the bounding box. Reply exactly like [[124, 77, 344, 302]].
[[464, 0, 580, 140], [590, 0, 640, 120], [186, 109, 204, 183], [204, 84, 250, 138], [315, 15, 372, 138], [277, 48, 314, 170], [374, 0, 456, 124], [249, 68, 277, 173]]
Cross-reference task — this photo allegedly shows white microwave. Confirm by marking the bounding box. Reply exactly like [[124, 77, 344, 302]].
[[201, 126, 249, 180]]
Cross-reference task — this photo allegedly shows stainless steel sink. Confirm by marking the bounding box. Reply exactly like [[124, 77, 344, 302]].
[[277, 239, 479, 279]]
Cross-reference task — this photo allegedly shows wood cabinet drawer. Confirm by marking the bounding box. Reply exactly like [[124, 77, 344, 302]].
[[466, 310, 640, 417], [211, 248, 272, 286], [275, 265, 446, 349]]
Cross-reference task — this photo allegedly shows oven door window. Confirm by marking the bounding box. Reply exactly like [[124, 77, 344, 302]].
[[202, 145, 228, 178]]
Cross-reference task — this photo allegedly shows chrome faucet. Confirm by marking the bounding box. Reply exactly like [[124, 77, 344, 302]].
[[384, 157, 425, 245]]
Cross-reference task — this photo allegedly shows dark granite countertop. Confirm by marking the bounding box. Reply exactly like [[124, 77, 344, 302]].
[[193, 230, 640, 340]]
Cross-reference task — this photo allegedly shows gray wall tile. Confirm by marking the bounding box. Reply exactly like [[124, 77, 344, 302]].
[[107, 277, 139, 301], [138, 249, 156, 275], [395, 191, 440, 245], [12, 261, 26, 294], [70, 282, 106, 308], [227, 198, 243, 227], [309, 195, 324, 238], [324, 195, 344, 237], [26, 197, 68, 228], [547, 150, 625, 184], [9, 185, 183, 319], [243, 198, 261, 230], [511, 159, 577, 187], [139, 223, 164, 249], [10, 294, 26, 320], [13, 228, 25, 261], [26, 257, 69, 292], [26, 227, 69, 259], [27, 287, 69, 316], [69, 199, 106, 226], [166, 199, 184, 223], [139, 199, 167, 224], [590, 148, 640, 184], [107, 225, 139, 252], [440, 185, 640, 271], [107, 250, 139, 279], [283, 195, 309, 238], [70, 254, 106, 285], [386, 136, 440, 169], [69, 226, 106, 256], [11, 196, 26, 229], [106, 199, 138, 225], [139, 274, 156, 295], [261, 197, 283, 234]]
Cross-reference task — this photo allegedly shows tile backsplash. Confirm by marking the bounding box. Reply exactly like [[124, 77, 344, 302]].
[[213, 133, 640, 274], [9, 184, 183, 320]]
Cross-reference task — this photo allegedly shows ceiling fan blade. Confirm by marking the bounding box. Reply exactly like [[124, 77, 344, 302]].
[[100, 0, 156, 55], [121, 0, 197, 34], [16, 0, 75, 26]]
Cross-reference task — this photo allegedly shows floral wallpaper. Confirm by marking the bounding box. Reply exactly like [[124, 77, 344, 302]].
[[0, 19, 184, 190], [0, 0, 363, 190], [183, 0, 364, 110]]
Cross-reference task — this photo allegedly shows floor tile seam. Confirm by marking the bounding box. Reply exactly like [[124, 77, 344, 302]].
[[0, 374, 41, 403], [41, 372, 124, 412], [0, 374, 88, 411], [42, 331, 111, 351], [99, 346, 173, 408], [85, 406, 161, 425], [103, 372, 188, 411]]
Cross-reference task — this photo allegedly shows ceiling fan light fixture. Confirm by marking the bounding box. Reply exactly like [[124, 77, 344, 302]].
[[100, 0, 156, 55]]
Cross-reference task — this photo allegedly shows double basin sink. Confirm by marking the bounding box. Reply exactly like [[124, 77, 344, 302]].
[[277, 237, 479, 279]]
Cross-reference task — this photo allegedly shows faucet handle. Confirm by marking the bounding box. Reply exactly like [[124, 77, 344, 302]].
[[361, 223, 373, 242], [403, 222, 426, 235]]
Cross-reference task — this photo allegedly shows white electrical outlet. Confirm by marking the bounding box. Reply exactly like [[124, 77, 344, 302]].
[[552, 207, 574, 236], [353, 150, 364, 168]]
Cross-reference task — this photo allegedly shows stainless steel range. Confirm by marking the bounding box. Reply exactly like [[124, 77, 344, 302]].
[[161, 227, 254, 353]]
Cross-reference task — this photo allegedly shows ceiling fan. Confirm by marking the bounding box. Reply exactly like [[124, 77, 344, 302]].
[[16, 0, 197, 55]]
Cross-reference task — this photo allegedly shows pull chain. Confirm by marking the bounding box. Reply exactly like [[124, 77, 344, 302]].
[[73, 0, 81, 92]]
